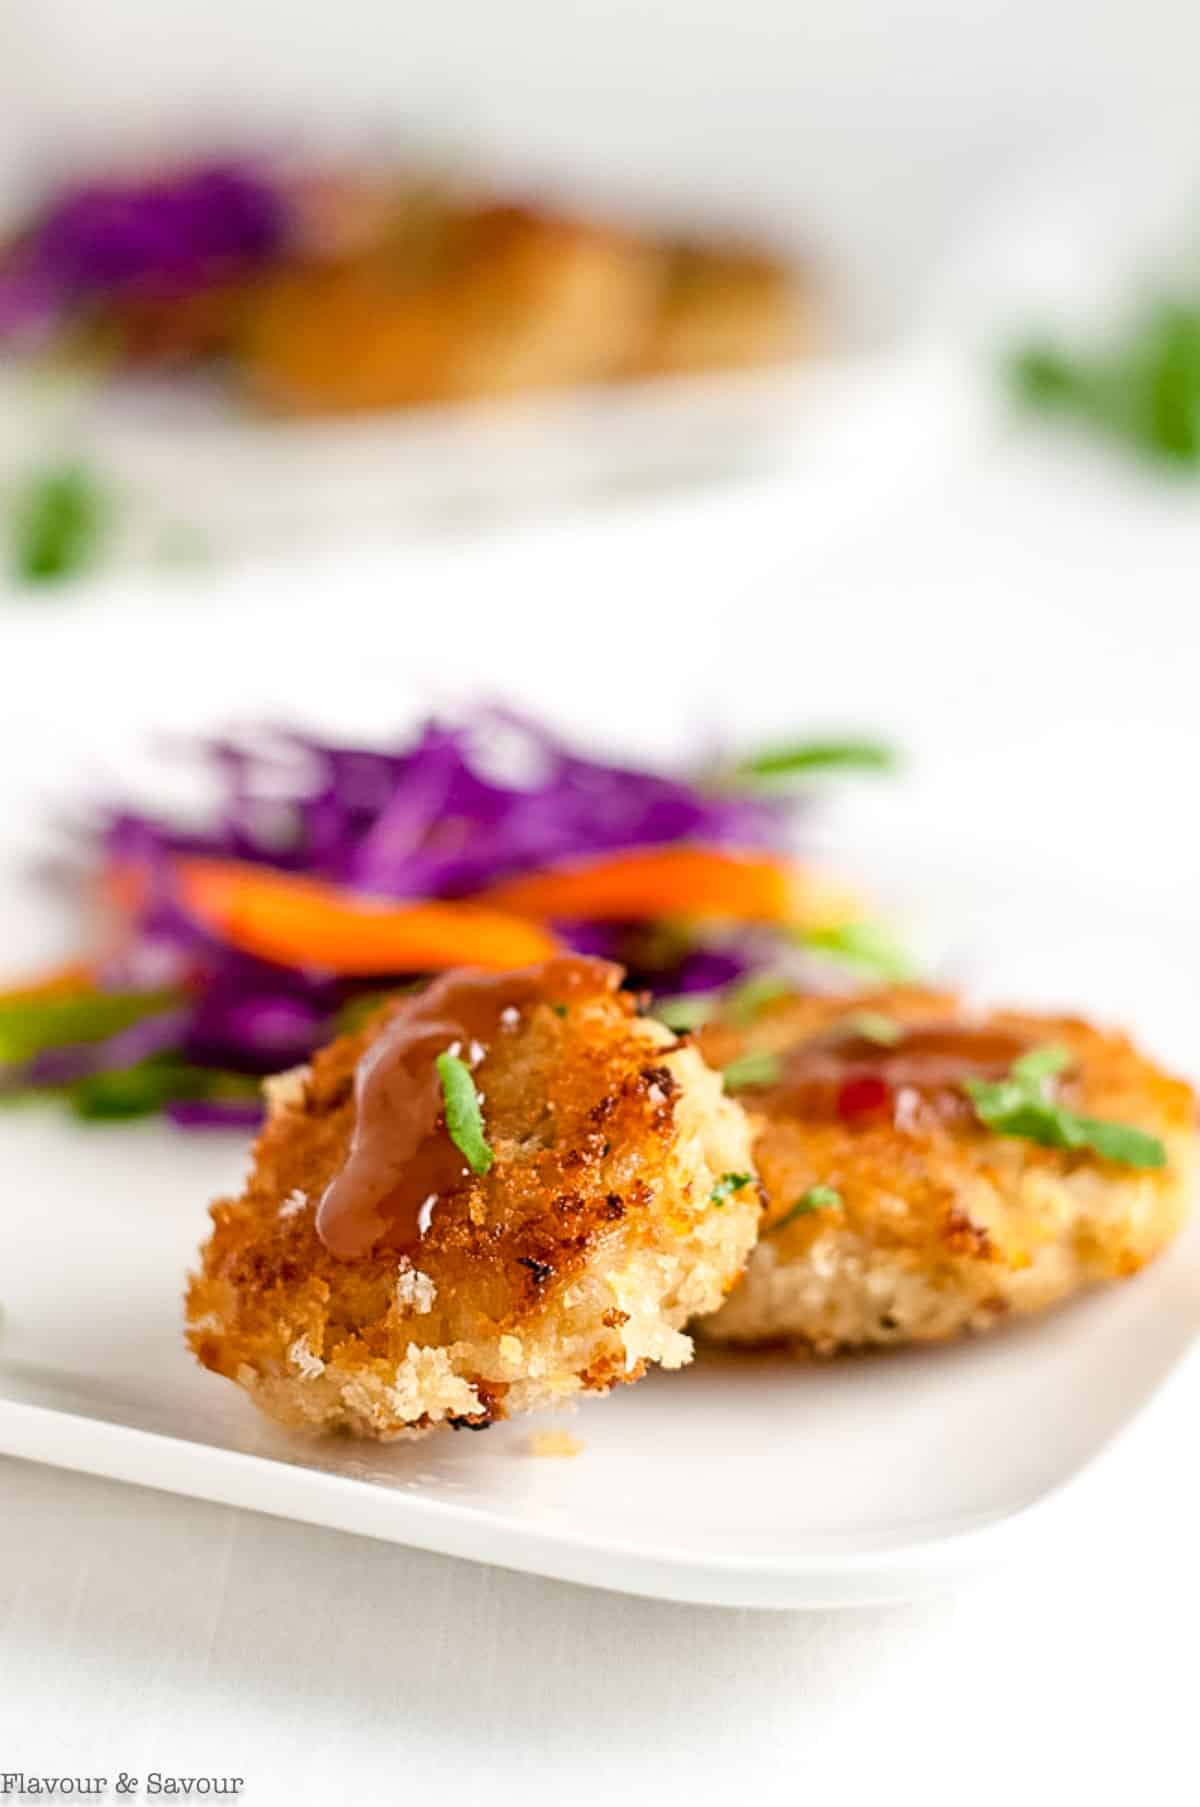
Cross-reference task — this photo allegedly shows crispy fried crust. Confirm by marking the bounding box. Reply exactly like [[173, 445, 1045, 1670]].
[[696, 987, 1197, 1352], [186, 964, 759, 1438]]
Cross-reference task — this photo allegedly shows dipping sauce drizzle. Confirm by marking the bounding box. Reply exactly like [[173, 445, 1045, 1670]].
[[776, 1020, 1038, 1127], [316, 956, 617, 1260]]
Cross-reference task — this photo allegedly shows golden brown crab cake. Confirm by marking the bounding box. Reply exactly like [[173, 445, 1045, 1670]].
[[695, 986, 1196, 1352], [242, 203, 664, 414], [635, 243, 807, 376], [186, 957, 759, 1440]]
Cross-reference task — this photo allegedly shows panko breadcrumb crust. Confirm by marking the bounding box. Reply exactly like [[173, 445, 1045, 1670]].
[[186, 965, 759, 1439], [696, 987, 1197, 1352]]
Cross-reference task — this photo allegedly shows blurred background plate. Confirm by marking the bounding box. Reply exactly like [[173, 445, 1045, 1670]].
[[0, 348, 963, 569]]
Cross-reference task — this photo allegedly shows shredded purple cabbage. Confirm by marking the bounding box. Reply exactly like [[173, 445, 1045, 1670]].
[[101, 714, 784, 896], [13, 711, 804, 1125], [0, 160, 286, 339]]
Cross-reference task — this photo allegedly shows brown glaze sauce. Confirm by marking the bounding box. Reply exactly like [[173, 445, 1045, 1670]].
[[778, 1020, 1037, 1125], [316, 956, 618, 1260]]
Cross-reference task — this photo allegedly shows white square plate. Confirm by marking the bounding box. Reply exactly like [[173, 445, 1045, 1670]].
[[1, 1102, 1197, 1609], [0, 540, 1197, 1610]]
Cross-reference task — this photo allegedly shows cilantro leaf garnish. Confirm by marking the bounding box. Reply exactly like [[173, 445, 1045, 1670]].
[[436, 1051, 494, 1174], [843, 1010, 903, 1047], [796, 920, 915, 983], [733, 738, 898, 782], [710, 1171, 754, 1207], [964, 1045, 1166, 1168], [771, 1186, 842, 1231], [1068, 1117, 1167, 1167], [1009, 1045, 1071, 1084], [11, 463, 106, 585], [722, 1051, 783, 1093]]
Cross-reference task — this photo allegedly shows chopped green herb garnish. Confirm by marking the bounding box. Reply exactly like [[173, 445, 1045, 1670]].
[[771, 1186, 842, 1231], [710, 1171, 754, 1207], [11, 463, 106, 585], [964, 1045, 1166, 1169], [796, 920, 915, 984], [1066, 1117, 1168, 1167], [436, 1051, 494, 1174], [551, 1003, 568, 1018], [652, 993, 718, 1033], [1010, 1045, 1071, 1085], [843, 1010, 903, 1047], [733, 738, 898, 782], [725, 972, 792, 1026], [722, 1050, 783, 1093]]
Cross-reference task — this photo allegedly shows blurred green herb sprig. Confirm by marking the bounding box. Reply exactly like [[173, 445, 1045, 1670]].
[[9, 462, 106, 585], [1012, 299, 1200, 466]]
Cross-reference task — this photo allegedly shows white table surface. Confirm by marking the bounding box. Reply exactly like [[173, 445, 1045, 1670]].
[[2, 397, 1199, 1804], [0, 1383, 1194, 1804]]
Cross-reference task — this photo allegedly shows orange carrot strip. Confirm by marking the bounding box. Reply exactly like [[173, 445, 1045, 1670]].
[[478, 846, 860, 927], [174, 857, 558, 975]]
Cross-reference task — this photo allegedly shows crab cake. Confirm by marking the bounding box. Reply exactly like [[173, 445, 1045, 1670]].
[[636, 243, 806, 377], [186, 956, 759, 1439], [243, 204, 663, 413], [696, 986, 1196, 1353]]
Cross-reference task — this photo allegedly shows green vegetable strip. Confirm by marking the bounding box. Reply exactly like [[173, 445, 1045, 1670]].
[[0, 1055, 261, 1121], [436, 1051, 494, 1174], [734, 739, 898, 781], [68, 1060, 258, 1121], [0, 989, 184, 1069]]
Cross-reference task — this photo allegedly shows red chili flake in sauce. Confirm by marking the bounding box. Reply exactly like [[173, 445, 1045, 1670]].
[[836, 1073, 893, 1122]]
